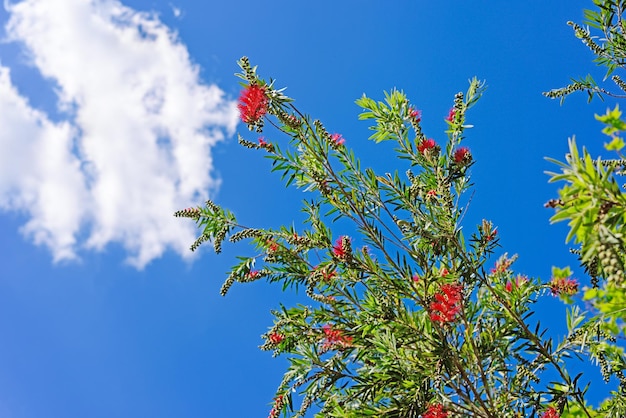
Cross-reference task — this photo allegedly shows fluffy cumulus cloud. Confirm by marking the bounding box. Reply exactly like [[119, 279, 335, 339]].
[[0, 0, 239, 268]]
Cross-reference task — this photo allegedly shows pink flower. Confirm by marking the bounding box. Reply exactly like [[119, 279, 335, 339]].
[[453, 147, 471, 164], [550, 277, 579, 296], [330, 133, 345, 146], [418, 138, 437, 154], [423, 403, 449, 418], [491, 256, 513, 274], [541, 407, 560, 418], [409, 107, 422, 122], [238, 84, 268, 123], [430, 284, 463, 323], [446, 107, 456, 122], [505, 281, 513, 292], [248, 270, 261, 279], [412, 274, 420, 282]]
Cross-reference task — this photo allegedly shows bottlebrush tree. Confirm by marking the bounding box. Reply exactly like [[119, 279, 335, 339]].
[[175, 53, 617, 417]]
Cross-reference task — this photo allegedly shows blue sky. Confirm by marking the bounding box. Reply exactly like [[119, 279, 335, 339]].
[[0, 1, 618, 417]]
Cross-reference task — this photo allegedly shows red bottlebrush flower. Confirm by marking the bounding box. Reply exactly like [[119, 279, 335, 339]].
[[418, 138, 437, 154], [491, 255, 513, 274], [322, 269, 336, 281], [412, 274, 420, 282], [430, 284, 463, 323], [268, 394, 285, 418], [453, 147, 471, 164], [332, 236, 350, 260], [248, 270, 261, 279], [238, 84, 268, 124], [423, 403, 449, 418], [268, 332, 285, 345], [446, 107, 456, 122], [541, 407, 560, 418], [330, 133, 345, 146], [440, 267, 449, 277], [550, 276, 579, 296], [426, 189, 437, 199], [409, 107, 422, 122], [266, 239, 278, 253], [506, 275, 528, 292], [322, 324, 353, 349]]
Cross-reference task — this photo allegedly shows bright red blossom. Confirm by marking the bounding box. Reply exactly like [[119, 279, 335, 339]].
[[418, 138, 437, 154], [446, 107, 456, 122], [430, 284, 463, 323], [453, 147, 471, 163], [409, 107, 422, 122], [550, 277, 579, 296], [268, 332, 285, 345], [322, 324, 353, 349], [238, 84, 268, 123], [332, 236, 350, 259], [268, 394, 285, 418], [541, 407, 560, 418], [423, 403, 449, 418]]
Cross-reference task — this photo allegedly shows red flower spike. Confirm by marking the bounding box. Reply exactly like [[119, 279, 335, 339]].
[[446, 107, 456, 122], [418, 138, 437, 154], [423, 403, 449, 418], [409, 107, 422, 122], [268, 394, 285, 418], [322, 324, 353, 349], [238, 84, 268, 124], [430, 284, 463, 323], [453, 147, 471, 164], [541, 407, 560, 418], [268, 332, 285, 345], [332, 236, 350, 260]]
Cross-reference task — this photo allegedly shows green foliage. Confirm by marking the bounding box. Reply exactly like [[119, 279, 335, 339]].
[[176, 57, 610, 417]]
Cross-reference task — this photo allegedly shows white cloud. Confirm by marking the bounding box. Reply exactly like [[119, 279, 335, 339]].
[[0, 0, 239, 268]]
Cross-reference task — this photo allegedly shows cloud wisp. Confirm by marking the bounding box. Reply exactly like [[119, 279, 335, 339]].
[[0, 0, 238, 268]]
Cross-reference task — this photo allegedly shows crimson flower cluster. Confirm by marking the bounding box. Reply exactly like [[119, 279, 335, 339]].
[[505, 275, 527, 292], [418, 138, 437, 154], [446, 107, 456, 122], [423, 403, 449, 418], [268, 394, 285, 418], [330, 133, 345, 147], [238, 84, 268, 124], [430, 284, 463, 323], [453, 147, 471, 164], [332, 236, 350, 260], [321, 324, 353, 349], [540, 406, 560, 418], [550, 276, 579, 296], [268, 332, 285, 345], [409, 107, 422, 122]]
